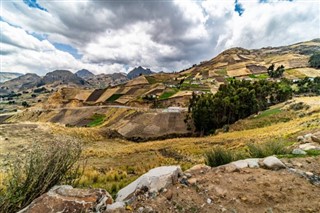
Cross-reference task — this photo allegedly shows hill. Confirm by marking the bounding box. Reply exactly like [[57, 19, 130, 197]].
[[0, 73, 42, 94], [180, 39, 320, 79], [127, 66, 154, 79], [42, 70, 87, 86], [86, 73, 128, 88], [75, 69, 95, 79], [0, 72, 23, 83]]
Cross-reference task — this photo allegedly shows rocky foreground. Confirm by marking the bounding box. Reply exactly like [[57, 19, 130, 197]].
[[18, 132, 320, 213]]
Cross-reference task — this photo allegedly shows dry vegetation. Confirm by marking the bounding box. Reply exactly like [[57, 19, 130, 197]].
[[1, 97, 320, 198]]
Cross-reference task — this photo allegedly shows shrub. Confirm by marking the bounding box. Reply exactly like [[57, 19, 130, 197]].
[[0, 140, 82, 213], [309, 52, 320, 68], [247, 141, 289, 158], [204, 147, 234, 167]]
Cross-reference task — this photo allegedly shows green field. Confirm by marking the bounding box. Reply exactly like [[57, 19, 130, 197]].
[[106, 94, 123, 102]]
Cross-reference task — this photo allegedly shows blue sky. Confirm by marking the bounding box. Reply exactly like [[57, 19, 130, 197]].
[[1, 0, 319, 75]]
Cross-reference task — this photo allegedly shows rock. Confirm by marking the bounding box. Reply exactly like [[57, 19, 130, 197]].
[[245, 158, 260, 168], [292, 149, 307, 155], [106, 202, 125, 212], [297, 135, 304, 142], [116, 166, 182, 203], [311, 135, 320, 143], [185, 164, 210, 174], [164, 190, 173, 201], [221, 164, 239, 173], [18, 185, 113, 213], [231, 160, 248, 169], [184, 172, 192, 178], [305, 172, 314, 176], [207, 198, 212, 204], [263, 156, 286, 170], [188, 178, 197, 185], [304, 133, 314, 143], [299, 143, 317, 151]]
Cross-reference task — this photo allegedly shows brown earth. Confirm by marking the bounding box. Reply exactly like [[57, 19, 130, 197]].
[[130, 157, 320, 213]]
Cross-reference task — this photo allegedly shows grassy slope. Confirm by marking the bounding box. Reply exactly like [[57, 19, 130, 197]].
[[42, 97, 320, 195]]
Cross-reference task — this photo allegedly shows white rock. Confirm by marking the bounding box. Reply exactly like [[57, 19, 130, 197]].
[[207, 198, 212, 204], [263, 156, 286, 170], [245, 158, 260, 168], [106, 202, 125, 212], [305, 172, 314, 176], [299, 143, 317, 151], [116, 166, 182, 202], [292, 149, 307, 155], [231, 160, 248, 169], [297, 136, 304, 142]]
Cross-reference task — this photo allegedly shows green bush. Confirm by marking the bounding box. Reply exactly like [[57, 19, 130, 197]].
[[247, 141, 289, 158], [309, 52, 320, 68], [204, 147, 234, 167], [0, 140, 82, 213]]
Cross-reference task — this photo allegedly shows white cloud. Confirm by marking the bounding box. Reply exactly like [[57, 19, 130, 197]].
[[1, 0, 319, 75]]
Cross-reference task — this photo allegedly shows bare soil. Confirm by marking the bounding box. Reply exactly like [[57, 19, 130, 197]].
[[131, 157, 320, 213]]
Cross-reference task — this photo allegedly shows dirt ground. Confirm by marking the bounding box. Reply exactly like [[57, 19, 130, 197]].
[[131, 157, 320, 213]]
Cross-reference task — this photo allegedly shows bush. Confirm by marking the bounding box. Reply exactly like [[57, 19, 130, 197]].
[[309, 52, 320, 68], [247, 141, 289, 158], [204, 147, 234, 167], [0, 140, 82, 213]]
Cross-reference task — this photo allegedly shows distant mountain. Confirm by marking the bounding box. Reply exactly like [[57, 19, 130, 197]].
[[75, 69, 95, 79], [0, 72, 23, 83], [86, 73, 128, 88], [42, 70, 87, 86], [127, 66, 154, 79], [0, 73, 42, 94]]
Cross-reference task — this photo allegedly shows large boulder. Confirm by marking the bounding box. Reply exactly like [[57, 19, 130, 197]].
[[116, 166, 182, 203], [263, 156, 286, 170], [18, 185, 113, 213]]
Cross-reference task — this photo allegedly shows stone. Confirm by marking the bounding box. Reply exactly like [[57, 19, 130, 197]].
[[231, 160, 248, 169], [18, 185, 113, 213], [207, 198, 212, 204], [165, 190, 173, 201], [299, 143, 317, 151], [263, 156, 286, 170], [304, 133, 314, 143], [311, 135, 320, 143], [188, 178, 197, 185], [184, 172, 192, 178], [245, 158, 260, 168], [297, 136, 304, 142], [106, 202, 125, 212], [222, 164, 239, 173], [185, 164, 210, 174], [116, 166, 182, 203], [305, 172, 314, 176], [292, 149, 307, 155]]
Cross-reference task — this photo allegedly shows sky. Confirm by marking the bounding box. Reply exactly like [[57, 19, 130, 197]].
[[1, 0, 319, 75]]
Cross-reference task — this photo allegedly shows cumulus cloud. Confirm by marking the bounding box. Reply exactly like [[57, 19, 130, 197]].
[[0, 0, 319, 75]]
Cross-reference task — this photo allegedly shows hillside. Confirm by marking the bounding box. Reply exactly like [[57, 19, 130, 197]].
[[42, 70, 87, 86], [75, 69, 95, 79], [0, 73, 42, 94], [180, 38, 320, 79], [1, 96, 320, 212], [127, 66, 154, 79], [86, 73, 128, 88], [0, 72, 23, 83]]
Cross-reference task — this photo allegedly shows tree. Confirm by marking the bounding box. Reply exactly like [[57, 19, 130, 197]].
[[22, 101, 30, 108], [309, 52, 320, 68]]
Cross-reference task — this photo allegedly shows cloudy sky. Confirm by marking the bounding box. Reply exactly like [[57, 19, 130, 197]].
[[1, 0, 319, 75]]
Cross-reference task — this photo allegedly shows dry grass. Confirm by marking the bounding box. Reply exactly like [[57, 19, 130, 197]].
[[1, 97, 320, 196]]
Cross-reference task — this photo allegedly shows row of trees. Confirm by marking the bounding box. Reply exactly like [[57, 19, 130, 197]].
[[188, 79, 292, 135], [295, 77, 320, 95]]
